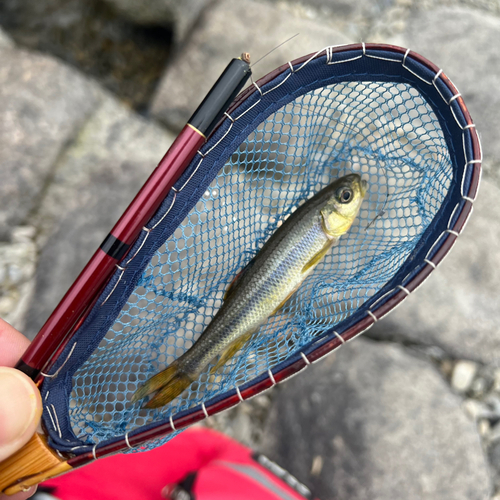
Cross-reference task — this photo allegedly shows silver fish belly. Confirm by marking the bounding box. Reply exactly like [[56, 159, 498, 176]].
[[181, 213, 331, 377]]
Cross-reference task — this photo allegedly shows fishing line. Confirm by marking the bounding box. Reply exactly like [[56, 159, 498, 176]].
[[249, 33, 300, 87], [250, 33, 300, 69]]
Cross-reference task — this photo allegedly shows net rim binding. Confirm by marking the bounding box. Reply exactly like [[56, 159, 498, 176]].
[[96, 43, 481, 320], [92, 44, 481, 310], [52, 42, 480, 466]]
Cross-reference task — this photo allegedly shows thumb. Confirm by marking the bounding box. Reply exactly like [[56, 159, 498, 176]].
[[0, 367, 42, 463]]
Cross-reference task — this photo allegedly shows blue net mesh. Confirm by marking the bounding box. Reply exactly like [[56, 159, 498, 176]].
[[68, 81, 452, 448]]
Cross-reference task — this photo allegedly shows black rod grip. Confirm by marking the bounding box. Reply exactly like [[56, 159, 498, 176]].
[[188, 58, 252, 137], [15, 360, 40, 379]]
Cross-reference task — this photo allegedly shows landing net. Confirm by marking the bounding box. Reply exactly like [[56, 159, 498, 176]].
[[67, 81, 451, 447]]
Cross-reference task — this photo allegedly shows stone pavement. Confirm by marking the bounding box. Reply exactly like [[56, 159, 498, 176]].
[[0, 0, 499, 497]]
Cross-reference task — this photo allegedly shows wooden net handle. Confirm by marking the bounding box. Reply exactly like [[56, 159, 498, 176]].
[[0, 433, 72, 495]]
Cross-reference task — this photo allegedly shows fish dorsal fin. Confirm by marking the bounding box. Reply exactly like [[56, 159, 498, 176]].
[[223, 257, 256, 302], [302, 239, 336, 274]]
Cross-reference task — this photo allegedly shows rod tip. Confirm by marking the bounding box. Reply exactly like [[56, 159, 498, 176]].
[[241, 52, 251, 64]]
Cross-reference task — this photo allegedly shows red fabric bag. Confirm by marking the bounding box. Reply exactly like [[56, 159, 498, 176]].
[[42, 428, 315, 500]]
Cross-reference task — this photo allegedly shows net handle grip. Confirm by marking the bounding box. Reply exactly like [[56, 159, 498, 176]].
[[0, 433, 71, 495]]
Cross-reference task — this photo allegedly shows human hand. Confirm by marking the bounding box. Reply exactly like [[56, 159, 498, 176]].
[[0, 318, 43, 500]]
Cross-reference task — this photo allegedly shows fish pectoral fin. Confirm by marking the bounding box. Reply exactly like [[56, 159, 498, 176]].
[[210, 331, 254, 374], [273, 250, 332, 316], [302, 239, 335, 274], [224, 257, 256, 302]]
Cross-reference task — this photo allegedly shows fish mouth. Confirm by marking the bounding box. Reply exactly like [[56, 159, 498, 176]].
[[360, 179, 368, 197]]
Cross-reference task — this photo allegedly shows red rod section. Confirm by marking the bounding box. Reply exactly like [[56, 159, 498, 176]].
[[16, 55, 252, 381], [17, 126, 205, 379]]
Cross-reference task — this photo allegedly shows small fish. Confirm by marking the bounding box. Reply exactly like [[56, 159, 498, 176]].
[[132, 174, 367, 408]]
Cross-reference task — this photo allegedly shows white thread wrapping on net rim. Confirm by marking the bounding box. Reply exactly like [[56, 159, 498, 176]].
[[45, 44, 481, 449]]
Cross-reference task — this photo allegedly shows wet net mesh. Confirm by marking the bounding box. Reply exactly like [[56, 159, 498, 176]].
[[69, 81, 452, 448]]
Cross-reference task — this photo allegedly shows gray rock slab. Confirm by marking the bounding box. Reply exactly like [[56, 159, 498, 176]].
[[395, 7, 500, 182], [260, 339, 491, 500], [0, 28, 14, 49], [369, 177, 500, 367], [490, 440, 500, 493], [0, 226, 37, 330], [0, 47, 102, 240], [268, 0, 400, 40], [284, 0, 395, 19], [414, 0, 500, 13], [150, 0, 353, 131], [24, 96, 175, 339], [99, 0, 214, 43]]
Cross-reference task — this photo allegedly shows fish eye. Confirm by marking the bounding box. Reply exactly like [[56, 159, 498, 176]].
[[339, 188, 353, 203]]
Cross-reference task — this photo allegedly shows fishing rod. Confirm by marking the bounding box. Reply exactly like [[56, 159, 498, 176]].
[[15, 54, 253, 383]]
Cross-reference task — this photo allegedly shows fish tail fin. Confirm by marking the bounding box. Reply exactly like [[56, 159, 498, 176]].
[[131, 360, 191, 405], [143, 370, 193, 408]]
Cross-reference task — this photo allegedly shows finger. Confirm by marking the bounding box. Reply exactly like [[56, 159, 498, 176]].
[[0, 367, 43, 463], [0, 320, 38, 498], [0, 318, 30, 367], [0, 486, 37, 500]]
